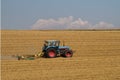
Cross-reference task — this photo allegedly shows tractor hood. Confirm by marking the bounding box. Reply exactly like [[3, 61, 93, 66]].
[[59, 46, 70, 49]]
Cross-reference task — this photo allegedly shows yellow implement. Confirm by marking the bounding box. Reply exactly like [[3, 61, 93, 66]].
[[17, 52, 43, 60]]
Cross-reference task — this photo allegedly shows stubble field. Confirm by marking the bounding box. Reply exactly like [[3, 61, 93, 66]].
[[1, 30, 120, 80]]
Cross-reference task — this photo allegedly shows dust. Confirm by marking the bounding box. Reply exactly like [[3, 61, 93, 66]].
[[1, 55, 18, 60]]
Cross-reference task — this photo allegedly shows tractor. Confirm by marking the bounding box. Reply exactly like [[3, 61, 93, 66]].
[[42, 40, 73, 58], [17, 40, 73, 60]]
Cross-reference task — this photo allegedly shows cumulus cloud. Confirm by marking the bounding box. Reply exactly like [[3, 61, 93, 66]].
[[32, 16, 73, 29], [67, 18, 91, 29], [32, 16, 115, 30], [92, 22, 114, 29]]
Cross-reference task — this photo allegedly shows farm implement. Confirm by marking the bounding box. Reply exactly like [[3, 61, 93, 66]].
[[17, 40, 74, 60]]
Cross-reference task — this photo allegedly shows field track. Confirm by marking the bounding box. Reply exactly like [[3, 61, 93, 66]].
[[1, 30, 120, 80]]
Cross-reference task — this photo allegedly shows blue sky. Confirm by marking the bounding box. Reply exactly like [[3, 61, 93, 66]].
[[1, 0, 120, 30]]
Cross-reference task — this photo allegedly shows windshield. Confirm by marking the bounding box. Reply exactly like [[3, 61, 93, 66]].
[[44, 41, 59, 46]]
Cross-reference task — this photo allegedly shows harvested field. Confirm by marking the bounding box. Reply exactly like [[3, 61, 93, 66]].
[[1, 30, 120, 80]]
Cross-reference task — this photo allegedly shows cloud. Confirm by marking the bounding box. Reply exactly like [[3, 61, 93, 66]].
[[31, 16, 115, 30], [32, 16, 73, 29], [92, 22, 114, 29], [67, 18, 91, 29]]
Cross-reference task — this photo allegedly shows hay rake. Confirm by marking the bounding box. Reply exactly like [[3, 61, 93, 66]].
[[17, 52, 44, 60]]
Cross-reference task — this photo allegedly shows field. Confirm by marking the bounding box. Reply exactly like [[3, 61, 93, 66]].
[[1, 30, 120, 80]]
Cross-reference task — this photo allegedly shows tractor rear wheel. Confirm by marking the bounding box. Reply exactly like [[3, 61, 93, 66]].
[[46, 48, 57, 58], [63, 50, 73, 57]]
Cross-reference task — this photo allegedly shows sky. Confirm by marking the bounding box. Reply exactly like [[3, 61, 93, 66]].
[[1, 0, 120, 30]]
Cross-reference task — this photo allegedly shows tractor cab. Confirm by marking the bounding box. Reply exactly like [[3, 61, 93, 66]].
[[44, 40, 60, 47], [42, 40, 60, 52]]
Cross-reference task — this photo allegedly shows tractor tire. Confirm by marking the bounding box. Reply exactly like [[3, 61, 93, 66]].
[[63, 50, 73, 58], [46, 48, 57, 58]]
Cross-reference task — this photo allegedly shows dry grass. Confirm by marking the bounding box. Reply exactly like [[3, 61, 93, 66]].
[[1, 30, 120, 80]]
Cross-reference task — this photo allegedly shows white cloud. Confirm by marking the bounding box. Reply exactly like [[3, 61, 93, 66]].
[[31, 16, 115, 30], [92, 22, 114, 29], [32, 16, 74, 29], [67, 18, 91, 29]]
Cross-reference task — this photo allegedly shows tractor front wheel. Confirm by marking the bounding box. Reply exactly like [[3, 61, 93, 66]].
[[64, 50, 73, 57]]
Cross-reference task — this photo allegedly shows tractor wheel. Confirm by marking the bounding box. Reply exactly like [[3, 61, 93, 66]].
[[46, 48, 57, 58], [64, 50, 73, 57]]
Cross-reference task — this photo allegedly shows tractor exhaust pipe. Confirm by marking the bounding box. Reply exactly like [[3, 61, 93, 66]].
[[63, 41, 65, 46]]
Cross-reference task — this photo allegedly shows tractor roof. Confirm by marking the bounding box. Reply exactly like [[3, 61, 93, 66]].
[[45, 40, 60, 43]]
